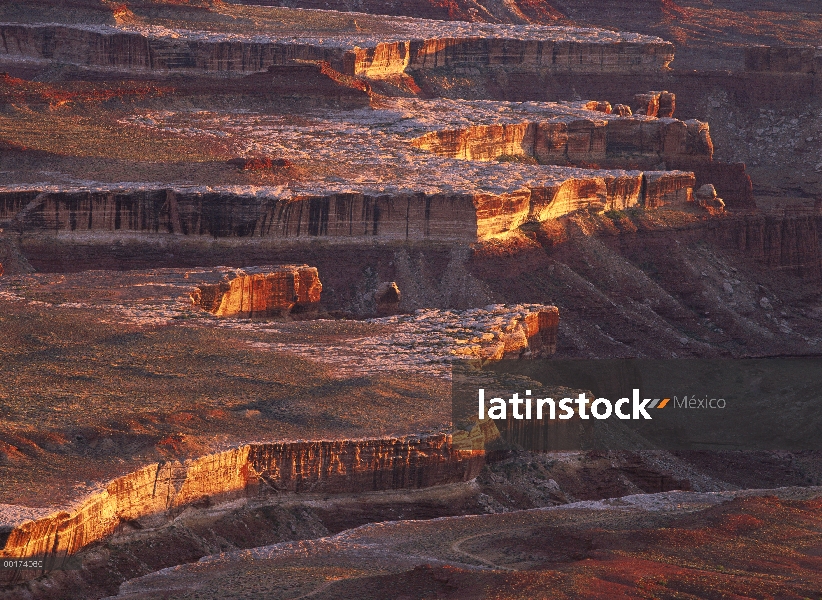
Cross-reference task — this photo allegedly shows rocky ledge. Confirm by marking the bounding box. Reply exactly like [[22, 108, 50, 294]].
[[0, 98, 719, 244], [0, 434, 484, 578], [190, 265, 322, 318], [0, 6, 673, 80]]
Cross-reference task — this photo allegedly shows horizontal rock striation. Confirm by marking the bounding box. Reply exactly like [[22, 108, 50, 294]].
[[709, 213, 822, 281], [0, 174, 696, 243], [399, 37, 673, 75], [744, 45, 822, 74], [0, 435, 484, 578], [0, 23, 353, 74], [0, 189, 497, 241], [190, 265, 322, 317], [411, 115, 713, 169], [0, 23, 674, 79]]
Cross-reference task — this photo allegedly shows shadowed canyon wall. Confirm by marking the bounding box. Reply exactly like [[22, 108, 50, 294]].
[[0, 24, 674, 78], [0, 175, 696, 243]]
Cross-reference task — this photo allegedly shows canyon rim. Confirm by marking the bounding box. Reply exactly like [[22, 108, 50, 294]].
[[2, 0, 822, 598]]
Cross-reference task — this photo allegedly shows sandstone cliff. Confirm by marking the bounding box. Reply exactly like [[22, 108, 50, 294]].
[[708, 213, 822, 281], [411, 115, 714, 169], [190, 265, 322, 317], [0, 435, 483, 577], [0, 174, 696, 244], [0, 22, 674, 80], [744, 45, 822, 74]]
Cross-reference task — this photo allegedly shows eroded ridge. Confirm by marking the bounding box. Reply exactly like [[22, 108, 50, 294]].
[[0, 7, 673, 79], [0, 98, 717, 244], [0, 435, 484, 573]]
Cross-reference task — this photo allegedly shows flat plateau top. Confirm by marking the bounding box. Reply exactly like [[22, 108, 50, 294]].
[[0, 4, 667, 48], [0, 268, 551, 506], [0, 98, 664, 196]]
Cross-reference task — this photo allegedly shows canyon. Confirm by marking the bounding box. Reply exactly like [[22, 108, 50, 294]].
[[1, 1, 821, 598]]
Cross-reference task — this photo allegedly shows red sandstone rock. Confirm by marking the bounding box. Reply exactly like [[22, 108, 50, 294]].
[[690, 162, 755, 210], [632, 91, 674, 118], [190, 265, 322, 317], [633, 91, 660, 117], [695, 183, 725, 213], [522, 306, 560, 356], [658, 91, 675, 117], [594, 101, 612, 114], [612, 103, 632, 116], [0, 435, 483, 567], [413, 113, 712, 171], [0, 23, 674, 80], [643, 171, 695, 208], [452, 305, 559, 360]]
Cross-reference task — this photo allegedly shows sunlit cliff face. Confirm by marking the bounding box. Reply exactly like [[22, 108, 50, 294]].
[[1, 2, 822, 598]]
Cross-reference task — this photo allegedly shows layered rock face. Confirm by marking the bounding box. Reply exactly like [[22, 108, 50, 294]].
[[744, 45, 822, 74], [0, 190, 483, 241], [248, 437, 483, 494], [710, 214, 822, 281], [0, 435, 483, 573], [401, 37, 674, 74], [190, 265, 322, 317], [0, 174, 696, 243], [0, 22, 673, 79], [0, 24, 352, 74], [642, 171, 694, 208], [354, 38, 673, 78], [519, 306, 560, 356], [412, 115, 714, 169]]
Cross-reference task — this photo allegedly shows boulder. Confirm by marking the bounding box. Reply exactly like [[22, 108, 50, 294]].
[[658, 92, 676, 117], [695, 184, 725, 212], [690, 162, 755, 210], [374, 281, 401, 316], [612, 103, 632, 116], [633, 91, 661, 117], [593, 101, 612, 114], [632, 91, 675, 118], [696, 184, 718, 200], [191, 265, 322, 318]]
